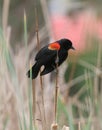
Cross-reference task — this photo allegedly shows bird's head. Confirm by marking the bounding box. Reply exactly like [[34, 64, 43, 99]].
[[58, 38, 75, 51]]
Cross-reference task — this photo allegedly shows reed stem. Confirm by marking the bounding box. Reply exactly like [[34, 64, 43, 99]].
[[35, 5, 47, 130], [54, 51, 59, 124]]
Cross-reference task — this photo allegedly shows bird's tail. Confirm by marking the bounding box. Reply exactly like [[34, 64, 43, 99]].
[[27, 62, 41, 79]]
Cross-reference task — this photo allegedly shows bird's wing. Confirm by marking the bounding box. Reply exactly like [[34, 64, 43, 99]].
[[35, 45, 57, 62]]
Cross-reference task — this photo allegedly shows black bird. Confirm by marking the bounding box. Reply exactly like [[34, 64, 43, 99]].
[[27, 38, 75, 79]]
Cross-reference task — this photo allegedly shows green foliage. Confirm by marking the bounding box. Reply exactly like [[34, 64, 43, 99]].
[[58, 96, 75, 130], [65, 39, 100, 95], [64, 38, 102, 120]]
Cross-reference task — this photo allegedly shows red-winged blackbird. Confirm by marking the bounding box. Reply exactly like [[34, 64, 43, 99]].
[[27, 38, 75, 79]]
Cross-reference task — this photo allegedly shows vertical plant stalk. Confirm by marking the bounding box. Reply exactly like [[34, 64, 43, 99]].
[[24, 10, 36, 126], [35, 6, 47, 130], [2, 0, 10, 36], [24, 11, 28, 62], [94, 42, 102, 101], [54, 51, 59, 124], [32, 79, 36, 124], [2, 0, 12, 53], [29, 62, 36, 126], [37, 101, 43, 130], [35, 7, 40, 50], [78, 122, 81, 130]]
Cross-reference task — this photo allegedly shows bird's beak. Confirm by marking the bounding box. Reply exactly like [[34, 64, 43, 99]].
[[71, 46, 75, 50]]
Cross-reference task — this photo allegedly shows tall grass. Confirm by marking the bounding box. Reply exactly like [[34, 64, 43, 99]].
[[1, 18, 102, 130], [0, 0, 102, 130]]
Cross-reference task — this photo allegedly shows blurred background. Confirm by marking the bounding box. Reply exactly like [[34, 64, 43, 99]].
[[0, 0, 102, 130]]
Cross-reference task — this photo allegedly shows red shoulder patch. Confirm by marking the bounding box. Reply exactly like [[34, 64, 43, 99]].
[[48, 42, 60, 50]]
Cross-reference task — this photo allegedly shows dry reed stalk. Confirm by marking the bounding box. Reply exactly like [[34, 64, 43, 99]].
[[29, 3, 41, 126], [35, 7, 40, 50], [2, 0, 10, 36], [39, 76, 47, 130], [32, 79, 36, 124], [37, 101, 43, 130], [78, 122, 81, 130], [35, 5, 47, 130], [54, 51, 59, 124], [29, 7, 37, 126], [29, 57, 35, 126], [2, 0, 12, 54]]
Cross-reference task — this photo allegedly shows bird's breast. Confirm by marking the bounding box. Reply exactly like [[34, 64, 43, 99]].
[[57, 51, 68, 65]]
